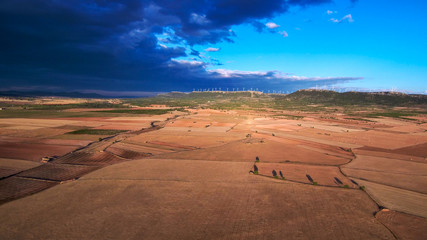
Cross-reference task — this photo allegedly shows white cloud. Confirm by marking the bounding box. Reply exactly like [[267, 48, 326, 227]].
[[208, 69, 265, 78], [265, 22, 280, 29], [205, 47, 220, 52], [279, 31, 288, 37], [170, 59, 204, 66], [156, 37, 168, 43], [189, 13, 210, 25], [330, 14, 354, 23], [208, 69, 361, 82], [342, 14, 354, 22], [326, 10, 337, 15]]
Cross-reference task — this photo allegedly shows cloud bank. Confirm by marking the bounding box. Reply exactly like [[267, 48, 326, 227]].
[[0, 0, 361, 94]]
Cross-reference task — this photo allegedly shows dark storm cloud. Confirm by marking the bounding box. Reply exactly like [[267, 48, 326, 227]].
[[0, 0, 358, 94]]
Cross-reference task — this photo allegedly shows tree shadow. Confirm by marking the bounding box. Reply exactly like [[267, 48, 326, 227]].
[[334, 177, 343, 185], [306, 174, 313, 183]]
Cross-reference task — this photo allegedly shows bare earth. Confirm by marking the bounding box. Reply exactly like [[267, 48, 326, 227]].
[[0, 105, 426, 239], [0, 159, 393, 240]]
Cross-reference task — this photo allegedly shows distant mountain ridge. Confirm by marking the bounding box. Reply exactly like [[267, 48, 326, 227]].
[[1, 89, 426, 106], [283, 89, 427, 105]]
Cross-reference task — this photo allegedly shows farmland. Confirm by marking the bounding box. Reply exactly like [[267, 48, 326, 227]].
[[0, 90, 426, 239]]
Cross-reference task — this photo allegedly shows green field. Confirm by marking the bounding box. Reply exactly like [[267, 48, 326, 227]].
[[95, 109, 175, 114]]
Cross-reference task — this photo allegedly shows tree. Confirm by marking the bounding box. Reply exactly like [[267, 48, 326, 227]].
[[272, 170, 277, 178], [253, 164, 258, 172]]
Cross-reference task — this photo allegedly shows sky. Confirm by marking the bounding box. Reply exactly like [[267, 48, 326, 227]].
[[0, 0, 426, 96]]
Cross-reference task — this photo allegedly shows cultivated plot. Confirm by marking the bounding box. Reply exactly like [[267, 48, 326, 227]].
[[0, 159, 394, 240]]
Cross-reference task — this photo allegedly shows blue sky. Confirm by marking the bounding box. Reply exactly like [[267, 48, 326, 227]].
[[0, 0, 426, 96], [190, 0, 427, 93]]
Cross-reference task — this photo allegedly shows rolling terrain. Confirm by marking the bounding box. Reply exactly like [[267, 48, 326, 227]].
[[0, 90, 426, 239]]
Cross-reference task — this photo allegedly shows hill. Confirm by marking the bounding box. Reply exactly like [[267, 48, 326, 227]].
[[280, 89, 427, 106]]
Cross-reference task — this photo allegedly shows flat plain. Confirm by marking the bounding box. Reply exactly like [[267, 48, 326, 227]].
[[0, 91, 426, 239]]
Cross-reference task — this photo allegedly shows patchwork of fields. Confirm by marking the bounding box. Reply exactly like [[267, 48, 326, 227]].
[[0, 95, 426, 239]]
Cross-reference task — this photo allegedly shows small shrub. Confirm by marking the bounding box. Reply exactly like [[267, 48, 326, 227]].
[[254, 171, 259, 175], [255, 156, 260, 162], [359, 186, 366, 191], [313, 182, 318, 186], [274, 175, 279, 179], [343, 185, 349, 188], [281, 177, 285, 180], [98, 137, 103, 141]]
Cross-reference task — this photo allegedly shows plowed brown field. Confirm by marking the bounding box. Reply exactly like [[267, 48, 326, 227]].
[[17, 163, 100, 181], [0, 177, 58, 204], [376, 210, 427, 240], [0, 142, 77, 161], [0, 103, 425, 239], [0, 159, 394, 239]]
